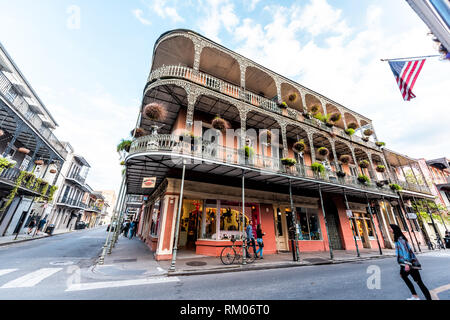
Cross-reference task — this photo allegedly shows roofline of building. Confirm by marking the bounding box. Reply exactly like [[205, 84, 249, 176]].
[[153, 29, 372, 123]]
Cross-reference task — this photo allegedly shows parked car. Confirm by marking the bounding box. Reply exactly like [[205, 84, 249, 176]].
[[75, 221, 87, 230]]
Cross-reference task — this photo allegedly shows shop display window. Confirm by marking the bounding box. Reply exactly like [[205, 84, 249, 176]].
[[295, 207, 322, 240], [150, 200, 161, 236]]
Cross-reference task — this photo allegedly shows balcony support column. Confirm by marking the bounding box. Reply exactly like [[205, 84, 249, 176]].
[[289, 179, 300, 261], [41, 154, 54, 179], [380, 150, 394, 182], [422, 199, 445, 247], [318, 185, 333, 260], [343, 188, 360, 257], [350, 147, 359, 174], [330, 141, 339, 171], [241, 169, 247, 265], [185, 89, 198, 132], [365, 193, 383, 255], [307, 132, 316, 164], [281, 124, 288, 158], [2, 120, 25, 157], [240, 62, 248, 89], [397, 192, 421, 252], [300, 91, 307, 113], [395, 154, 411, 188], [193, 42, 204, 71], [408, 160, 430, 194], [26, 140, 44, 171]]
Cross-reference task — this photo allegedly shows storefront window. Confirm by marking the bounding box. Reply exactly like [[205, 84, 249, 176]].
[[150, 200, 161, 236], [295, 207, 322, 240], [365, 219, 374, 238], [202, 205, 217, 239]]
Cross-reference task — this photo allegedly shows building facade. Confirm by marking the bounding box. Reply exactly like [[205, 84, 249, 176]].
[[0, 41, 67, 237], [125, 30, 438, 261]]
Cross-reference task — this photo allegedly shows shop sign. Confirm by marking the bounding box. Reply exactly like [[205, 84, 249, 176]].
[[346, 210, 353, 218], [407, 212, 417, 219], [142, 177, 156, 188]]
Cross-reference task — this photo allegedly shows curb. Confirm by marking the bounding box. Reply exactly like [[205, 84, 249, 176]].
[[0, 228, 88, 247], [167, 254, 397, 277]]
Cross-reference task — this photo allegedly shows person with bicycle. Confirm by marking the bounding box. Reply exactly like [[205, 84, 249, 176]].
[[245, 220, 258, 259]]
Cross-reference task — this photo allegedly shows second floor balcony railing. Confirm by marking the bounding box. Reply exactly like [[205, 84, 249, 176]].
[[58, 196, 87, 209], [149, 65, 282, 115], [0, 72, 68, 159], [66, 173, 86, 186], [129, 134, 403, 196], [0, 167, 54, 197]]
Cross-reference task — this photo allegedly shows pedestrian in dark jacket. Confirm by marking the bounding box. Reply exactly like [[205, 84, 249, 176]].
[[255, 224, 265, 259], [128, 221, 136, 239], [122, 220, 130, 237], [390, 224, 432, 300], [27, 217, 36, 235]]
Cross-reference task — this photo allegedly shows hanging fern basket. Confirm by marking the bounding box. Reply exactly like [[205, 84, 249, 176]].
[[143, 103, 167, 121]]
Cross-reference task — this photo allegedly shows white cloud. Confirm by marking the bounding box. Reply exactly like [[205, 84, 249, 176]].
[[230, 0, 449, 160], [248, 0, 261, 11], [132, 8, 151, 25], [149, 0, 184, 23], [196, 0, 239, 42]]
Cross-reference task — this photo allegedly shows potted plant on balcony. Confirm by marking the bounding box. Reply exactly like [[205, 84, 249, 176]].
[[311, 162, 325, 177], [143, 102, 167, 121], [288, 93, 298, 103], [376, 181, 385, 188], [18, 147, 30, 155], [330, 113, 341, 123], [389, 183, 402, 191], [317, 147, 329, 158], [336, 171, 346, 178], [34, 160, 44, 166], [0, 157, 15, 174], [357, 174, 370, 185], [302, 110, 312, 119], [49, 169, 57, 174], [310, 105, 320, 115], [339, 154, 351, 164], [375, 141, 386, 147], [278, 101, 288, 109], [211, 116, 230, 133], [362, 137, 369, 142], [363, 129, 373, 136], [376, 165, 386, 173], [293, 140, 306, 153], [243, 146, 255, 164], [345, 128, 355, 136], [359, 160, 370, 168], [117, 139, 132, 153], [281, 157, 297, 168]]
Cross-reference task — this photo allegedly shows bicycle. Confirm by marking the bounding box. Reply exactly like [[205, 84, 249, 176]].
[[435, 238, 446, 250], [220, 236, 257, 265]]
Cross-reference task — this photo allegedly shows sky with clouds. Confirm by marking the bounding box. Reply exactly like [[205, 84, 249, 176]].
[[0, 0, 448, 195]]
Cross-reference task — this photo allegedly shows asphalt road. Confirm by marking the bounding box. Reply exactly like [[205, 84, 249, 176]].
[[0, 227, 449, 300]]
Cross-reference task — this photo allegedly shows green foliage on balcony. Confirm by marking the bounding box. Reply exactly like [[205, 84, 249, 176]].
[[330, 113, 341, 122], [279, 101, 288, 108], [0, 171, 27, 213], [345, 128, 355, 136], [363, 129, 374, 136], [359, 160, 370, 168], [293, 140, 306, 153], [117, 139, 132, 153], [281, 158, 297, 167], [389, 183, 402, 191], [357, 174, 370, 184], [311, 162, 325, 174], [288, 93, 298, 102], [244, 146, 255, 159], [0, 157, 16, 173], [375, 141, 386, 147], [376, 165, 386, 172], [48, 186, 58, 203]]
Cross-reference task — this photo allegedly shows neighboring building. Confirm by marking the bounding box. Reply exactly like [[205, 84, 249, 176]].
[[406, 0, 450, 59], [45, 143, 91, 232], [124, 194, 144, 221], [126, 30, 436, 261], [0, 41, 67, 237], [99, 190, 117, 225], [82, 190, 105, 228]]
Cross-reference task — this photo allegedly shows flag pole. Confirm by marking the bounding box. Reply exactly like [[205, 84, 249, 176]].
[[380, 54, 440, 62]]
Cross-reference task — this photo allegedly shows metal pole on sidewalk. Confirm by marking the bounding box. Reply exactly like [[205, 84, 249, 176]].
[[423, 199, 445, 249], [365, 194, 382, 255], [242, 169, 247, 265], [14, 198, 35, 240], [111, 184, 127, 250], [395, 193, 418, 252], [398, 193, 421, 252], [99, 174, 125, 264], [169, 160, 186, 271], [289, 179, 300, 261], [318, 185, 333, 260], [343, 188, 360, 257]]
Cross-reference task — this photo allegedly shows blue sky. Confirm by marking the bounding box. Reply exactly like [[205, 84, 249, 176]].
[[0, 0, 448, 195]]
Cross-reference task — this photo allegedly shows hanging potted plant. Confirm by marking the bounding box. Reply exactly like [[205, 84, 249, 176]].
[[242, 146, 254, 164], [376, 165, 386, 173], [389, 183, 402, 191], [375, 141, 386, 147], [302, 110, 312, 119], [347, 122, 358, 130], [281, 158, 297, 167], [339, 154, 351, 164], [311, 162, 325, 177], [18, 147, 30, 155], [336, 171, 346, 178], [359, 160, 370, 168], [362, 137, 369, 142], [211, 116, 230, 133], [131, 127, 148, 138], [357, 174, 370, 185], [330, 113, 341, 123], [363, 129, 373, 136], [376, 181, 385, 188], [278, 101, 288, 109], [288, 93, 298, 103], [345, 128, 355, 136], [310, 105, 320, 114], [293, 140, 306, 153], [317, 147, 329, 158], [49, 168, 57, 174], [34, 160, 44, 166], [143, 102, 167, 121], [117, 139, 132, 153]]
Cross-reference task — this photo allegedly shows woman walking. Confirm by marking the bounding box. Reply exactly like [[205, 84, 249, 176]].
[[390, 224, 432, 300], [255, 224, 265, 259]]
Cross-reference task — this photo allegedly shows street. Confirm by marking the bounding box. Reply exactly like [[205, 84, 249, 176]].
[[0, 227, 448, 300]]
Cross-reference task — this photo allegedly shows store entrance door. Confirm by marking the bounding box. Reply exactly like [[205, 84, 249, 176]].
[[179, 200, 202, 250], [274, 206, 289, 251]]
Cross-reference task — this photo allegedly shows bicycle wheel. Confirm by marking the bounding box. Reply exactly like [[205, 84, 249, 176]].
[[220, 246, 236, 265]]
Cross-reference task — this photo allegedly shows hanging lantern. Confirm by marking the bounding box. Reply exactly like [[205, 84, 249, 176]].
[[34, 160, 44, 165], [50, 169, 57, 174]]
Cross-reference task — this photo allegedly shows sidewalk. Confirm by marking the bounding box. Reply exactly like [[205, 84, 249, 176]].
[[90, 236, 437, 279]]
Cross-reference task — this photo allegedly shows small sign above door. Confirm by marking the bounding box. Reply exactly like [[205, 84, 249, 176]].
[[142, 177, 156, 188]]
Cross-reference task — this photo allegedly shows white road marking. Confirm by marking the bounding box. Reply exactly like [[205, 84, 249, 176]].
[[157, 267, 165, 272], [430, 283, 450, 301], [1, 268, 63, 288], [0, 269, 18, 277], [65, 277, 180, 292]]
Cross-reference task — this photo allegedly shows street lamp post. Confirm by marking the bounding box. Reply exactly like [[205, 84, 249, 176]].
[[318, 185, 333, 260], [343, 188, 360, 257], [288, 179, 300, 262]]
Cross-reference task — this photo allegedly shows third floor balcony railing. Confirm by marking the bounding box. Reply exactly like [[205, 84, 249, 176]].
[[129, 134, 403, 196], [66, 173, 86, 186], [58, 195, 86, 209], [0, 72, 68, 159], [149, 65, 281, 115]]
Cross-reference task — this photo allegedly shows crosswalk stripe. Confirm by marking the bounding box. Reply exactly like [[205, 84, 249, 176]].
[[65, 277, 180, 292], [1, 268, 62, 288], [0, 269, 18, 277]]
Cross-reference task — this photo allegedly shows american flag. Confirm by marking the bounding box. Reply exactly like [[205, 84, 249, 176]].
[[388, 59, 426, 101]]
